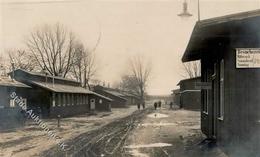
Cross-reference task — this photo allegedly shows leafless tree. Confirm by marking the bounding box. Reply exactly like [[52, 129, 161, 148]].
[[26, 23, 77, 77], [71, 26, 101, 88], [128, 55, 152, 103], [181, 61, 201, 78], [71, 42, 96, 89], [0, 55, 8, 76], [8, 49, 36, 72], [115, 75, 140, 95]]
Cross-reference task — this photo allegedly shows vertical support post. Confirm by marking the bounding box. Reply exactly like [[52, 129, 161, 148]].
[[52, 92, 56, 107], [198, 0, 200, 21], [52, 74, 55, 88]]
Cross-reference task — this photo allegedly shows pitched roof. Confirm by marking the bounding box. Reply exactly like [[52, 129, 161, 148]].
[[120, 91, 140, 99], [182, 9, 260, 62], [103, 90, 127, 101], [10, 69, 79, 84], [197, 9, 260, 28], [177, 77, 201, 86], [90, 92, 113, 101], [172, 89, 180, 94], [29, 80, 92, 94], [24, 80, 112, 100], [0, 77, 31, 88]]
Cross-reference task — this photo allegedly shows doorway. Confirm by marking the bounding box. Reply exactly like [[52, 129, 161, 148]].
[[211, 63, 219, 139], [90, 99, 95, 110]]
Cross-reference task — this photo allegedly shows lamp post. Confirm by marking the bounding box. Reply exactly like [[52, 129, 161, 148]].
[[178, 0, 201, 21], [178, 0, 192, 18]]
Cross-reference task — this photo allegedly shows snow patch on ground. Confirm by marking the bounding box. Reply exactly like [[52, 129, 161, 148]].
[[147, 113, 168, 118], [124, 143, 172, 149], [138, 122, 177, 127], [127, 149, 150, 157]]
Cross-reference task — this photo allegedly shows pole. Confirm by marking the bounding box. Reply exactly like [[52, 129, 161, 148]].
[[52, 73, 54, 88], [198, 0, 200, 21], [45, 74, 47, 85]]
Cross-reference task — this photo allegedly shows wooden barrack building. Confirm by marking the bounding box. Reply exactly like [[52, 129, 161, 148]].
[[182, 9, 260, 156]]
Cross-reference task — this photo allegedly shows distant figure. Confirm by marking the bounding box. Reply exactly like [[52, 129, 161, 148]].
[[170, 102, 173, 109], [154, 102, 158, 110], [158, 101, 162, 108], [142, 102, 145, 109], [137, 103, 141, 110]]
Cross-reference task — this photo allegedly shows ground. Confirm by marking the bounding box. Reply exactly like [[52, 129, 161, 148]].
[[0, 104, 229, 157], [0, 106, 137, 157]]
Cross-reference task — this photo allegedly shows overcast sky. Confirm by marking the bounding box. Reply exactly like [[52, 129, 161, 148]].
[[0, 0, 259, 95]]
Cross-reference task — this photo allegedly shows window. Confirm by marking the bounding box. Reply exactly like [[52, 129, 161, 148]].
[[86, 95, 88, 104], [63, 94, 66, 106], [70, 94, 74, 106], [83, 95, 86, 104], [75, 94, 77, 105], [10, 99, 15, 107], [203, 70, 209, 113], [219, 59, 225, 119], [81, 95, 83, 104], [79, 94, 82, 104], [77, 94, 79, 105], [99, 99, 103, 104], [52, 94, 57, 107], [58, 94, 61, 107], [67, 94, 70, 106]]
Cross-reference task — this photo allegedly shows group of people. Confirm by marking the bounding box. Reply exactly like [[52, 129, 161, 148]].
[[154, 100, 162, 110], [154, 101, 174, 110], [136, 100, 175, 110], [137, 102, 145, 110]]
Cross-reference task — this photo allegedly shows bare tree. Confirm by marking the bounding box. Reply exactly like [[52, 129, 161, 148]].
[[181, 61, 201, 78], [128, 55, 152, 103], [0, 55, 8, 76], [115, 74, 140, 95], [8, 49, 36, 72], [71, 42, 96, 89], [26, 23, 77, 77]]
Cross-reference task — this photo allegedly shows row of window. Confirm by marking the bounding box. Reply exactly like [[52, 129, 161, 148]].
[[52, 93, 88, 107]]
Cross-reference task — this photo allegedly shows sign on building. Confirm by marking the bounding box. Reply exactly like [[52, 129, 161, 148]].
[[236, 48, 260, 68]]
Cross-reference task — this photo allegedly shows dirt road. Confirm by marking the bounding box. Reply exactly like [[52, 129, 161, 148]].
[[40, 106, 228, 157], [40, 108, 152, 157]]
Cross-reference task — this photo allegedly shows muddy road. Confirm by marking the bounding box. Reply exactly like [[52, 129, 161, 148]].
[[40, 108, 152, 157]]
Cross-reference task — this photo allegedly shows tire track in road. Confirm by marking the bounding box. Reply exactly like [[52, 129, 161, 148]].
[[40, 107, 152, 157]]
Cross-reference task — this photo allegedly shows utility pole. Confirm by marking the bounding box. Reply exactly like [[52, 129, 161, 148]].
[[198, 0, 200, 21]]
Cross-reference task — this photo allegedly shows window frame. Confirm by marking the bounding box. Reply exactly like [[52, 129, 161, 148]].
[[218, 59, 225, 120], [10, 99, 15, 108], [202, 69, 210, 114]]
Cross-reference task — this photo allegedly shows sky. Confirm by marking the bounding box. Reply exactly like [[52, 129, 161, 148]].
[[0, 0, 260, 95]]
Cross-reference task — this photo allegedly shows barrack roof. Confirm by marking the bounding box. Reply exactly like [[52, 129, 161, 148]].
[[182, 9, 260, 62], [0, 77, 31, 88]]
